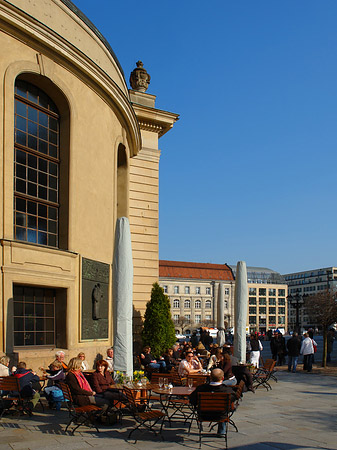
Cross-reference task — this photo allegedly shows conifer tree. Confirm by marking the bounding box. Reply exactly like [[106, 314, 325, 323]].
[[141, 282, 176, 358]]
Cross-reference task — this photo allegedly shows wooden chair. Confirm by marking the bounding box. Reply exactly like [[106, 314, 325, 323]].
[[0, 376, 26, 417], [170, 368, 186, 386], [228, 380, 245, 431], [194, 392, 233, 449], [253, 359, 277, 391], [0, 376, 41, 417], [264, 358, 278, 382], [186, 374, 207, 387], [59, 382, 102, 434], [123, 386, 165, 443]]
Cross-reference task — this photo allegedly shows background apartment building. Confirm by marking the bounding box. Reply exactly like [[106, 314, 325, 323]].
[[230, 266, 288, 334], [283, 267, 337, 331]]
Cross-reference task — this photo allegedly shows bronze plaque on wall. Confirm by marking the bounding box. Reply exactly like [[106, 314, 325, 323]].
[[82, 258, 109, 340]]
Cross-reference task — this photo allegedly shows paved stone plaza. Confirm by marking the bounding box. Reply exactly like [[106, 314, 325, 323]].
[[0, 369, 336, 450]]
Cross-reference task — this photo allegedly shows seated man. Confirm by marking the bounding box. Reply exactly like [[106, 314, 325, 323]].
[[139, 346, 166, 373], [105, 347, 114, 372], [49, 351, 68, 371], [12, 362, 41, 412], [189, 368, 236, 437], [178, 351, 203, 377]]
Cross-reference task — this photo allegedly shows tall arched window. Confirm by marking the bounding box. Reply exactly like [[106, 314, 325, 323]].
[[195, 299, 201, 309], [173, 299, 180, 308], [14, 80, 59, 247], [205, 300, 212, 309], [184, 299, 191, 308]]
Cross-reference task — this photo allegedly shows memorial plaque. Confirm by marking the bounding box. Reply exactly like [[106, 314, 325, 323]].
[[82, 258, 109, 340]]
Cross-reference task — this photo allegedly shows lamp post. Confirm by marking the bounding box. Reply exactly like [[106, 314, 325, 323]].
[[287, 291, 305, 334]]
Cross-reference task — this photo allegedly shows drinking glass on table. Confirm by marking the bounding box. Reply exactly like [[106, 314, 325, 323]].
[[164, 378, 169, 389], [158, 377, 164, 389], [188, 378, 194, 390]]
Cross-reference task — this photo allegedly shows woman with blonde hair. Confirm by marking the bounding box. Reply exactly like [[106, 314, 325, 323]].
[[66, 357, 109, 410], [77, 352, 89, 371]]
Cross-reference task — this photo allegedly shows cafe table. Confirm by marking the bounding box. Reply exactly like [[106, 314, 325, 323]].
[[152, 386, 196, 425], [114, 382, 157, 406]]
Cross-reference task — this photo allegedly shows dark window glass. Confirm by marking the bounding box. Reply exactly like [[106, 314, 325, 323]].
[[14, 80, 60, 248], [13, 285, 56, 347]]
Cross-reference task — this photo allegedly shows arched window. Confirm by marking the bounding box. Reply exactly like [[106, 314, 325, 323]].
[[184, 299, 191, 308], [14, 80, 59, 247], [195, 299, 201, 309], [205, 300, 212, 309], [173, 299, 180, 308]]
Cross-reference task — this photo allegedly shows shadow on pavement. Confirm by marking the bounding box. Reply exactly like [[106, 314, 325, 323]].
[[230, 443, 332, 450]]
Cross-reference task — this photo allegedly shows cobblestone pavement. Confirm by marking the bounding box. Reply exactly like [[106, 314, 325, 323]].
[[0, 369, 336, 450]]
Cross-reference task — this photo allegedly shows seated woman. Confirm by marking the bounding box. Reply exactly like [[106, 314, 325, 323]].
[[90, 360, 126, 405], [163, 348, 177, 371], [207, 348, 224, 371], [219, 353, 237, 386], [78, 352, 90, 371], [0, 356, 10, 376], [178, 351, 203, 377], [66, 357, 110, 411]]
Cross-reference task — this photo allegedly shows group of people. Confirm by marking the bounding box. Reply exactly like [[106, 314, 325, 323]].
[[139, 340, 253, 391], [0, 347, 118, 413]]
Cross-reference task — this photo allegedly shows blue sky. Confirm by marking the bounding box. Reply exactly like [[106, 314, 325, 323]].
[[75, 0, 337, 274]]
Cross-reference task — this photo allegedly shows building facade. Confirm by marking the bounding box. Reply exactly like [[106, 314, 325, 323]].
[[0, 0, 178, 368], [230, 266, 288, 334], [159, 260, 235, 334], [283, 267, 337, 331], [160, 261, 288, 335]]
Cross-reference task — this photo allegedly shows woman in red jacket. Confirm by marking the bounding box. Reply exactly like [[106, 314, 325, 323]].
[[90, 360, 126, 405]]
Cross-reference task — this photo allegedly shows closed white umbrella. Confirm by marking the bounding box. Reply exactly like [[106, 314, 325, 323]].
[[217, 283, 226, 347], [234, 261, 248, 363], [113, 217, 133, 378]]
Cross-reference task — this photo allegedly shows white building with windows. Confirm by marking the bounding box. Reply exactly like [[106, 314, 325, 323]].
[[283, 267, 337, 331]]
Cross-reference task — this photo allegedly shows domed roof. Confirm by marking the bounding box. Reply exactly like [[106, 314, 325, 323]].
[[60, 0, 124, 79]]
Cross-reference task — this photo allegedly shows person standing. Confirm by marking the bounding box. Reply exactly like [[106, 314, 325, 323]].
[[249, 333, 263, 368], [300, 333, 317, 372], [286, 332, 301, 373]]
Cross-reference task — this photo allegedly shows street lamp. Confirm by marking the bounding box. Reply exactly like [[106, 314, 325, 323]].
[[287, 291, 307, 334]]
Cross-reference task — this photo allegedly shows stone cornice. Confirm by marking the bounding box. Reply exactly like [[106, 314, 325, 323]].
[[131, 102, 179, 138], [0, 1, 141, 156]]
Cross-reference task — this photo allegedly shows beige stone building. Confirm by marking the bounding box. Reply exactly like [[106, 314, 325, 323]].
[[0, 0, 178, 369], [159, 260, 235, 334], [160, 261, 287, 336]]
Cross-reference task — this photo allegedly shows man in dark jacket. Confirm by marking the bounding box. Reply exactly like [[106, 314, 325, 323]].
[[286, 332, 301, 373], [13, 361, 41, 411], [189, 368, 236, 437]]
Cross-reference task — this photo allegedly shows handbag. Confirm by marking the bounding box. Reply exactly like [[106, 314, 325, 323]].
[[312, 339, 317, 353]]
